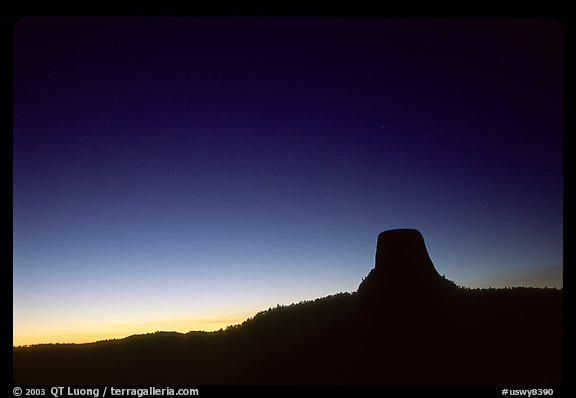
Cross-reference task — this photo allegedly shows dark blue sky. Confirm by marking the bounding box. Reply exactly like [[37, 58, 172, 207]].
[[13, 17, 563, 345]]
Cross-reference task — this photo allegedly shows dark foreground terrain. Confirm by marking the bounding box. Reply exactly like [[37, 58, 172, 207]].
[[13, 229, 563, 384]]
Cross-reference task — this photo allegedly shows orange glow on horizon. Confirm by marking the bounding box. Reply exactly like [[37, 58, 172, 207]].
[[13, 312, 254, 347]]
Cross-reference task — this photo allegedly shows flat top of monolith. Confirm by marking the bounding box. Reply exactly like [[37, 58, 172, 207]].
[[377, 228, 429, 260], [378, 228, 423, 237], [377, 229, 424, 251]]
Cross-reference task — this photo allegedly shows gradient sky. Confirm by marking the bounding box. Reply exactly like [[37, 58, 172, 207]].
[[13, 17, 563, 346]]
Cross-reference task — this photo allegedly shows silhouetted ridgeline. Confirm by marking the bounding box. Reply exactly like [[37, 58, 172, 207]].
[[13, 229, 562, 385]]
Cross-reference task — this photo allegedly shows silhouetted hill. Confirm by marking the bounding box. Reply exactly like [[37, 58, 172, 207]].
[[13, 229, 563, 385]]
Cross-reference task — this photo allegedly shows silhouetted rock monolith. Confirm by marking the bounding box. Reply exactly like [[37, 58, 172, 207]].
[[358, 229, 452, 303]]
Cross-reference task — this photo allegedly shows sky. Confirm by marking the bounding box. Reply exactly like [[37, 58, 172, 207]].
[[12, 17, 563, 346]]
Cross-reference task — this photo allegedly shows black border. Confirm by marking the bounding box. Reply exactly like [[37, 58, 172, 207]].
[[4, 3, 573, 396]]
